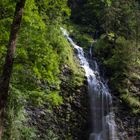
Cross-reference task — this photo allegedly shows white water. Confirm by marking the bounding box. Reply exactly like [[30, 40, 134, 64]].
[[61, 28, 118, 140]]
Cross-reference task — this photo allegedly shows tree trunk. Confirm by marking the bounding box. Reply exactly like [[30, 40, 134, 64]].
[[0, 0, 26, 138]]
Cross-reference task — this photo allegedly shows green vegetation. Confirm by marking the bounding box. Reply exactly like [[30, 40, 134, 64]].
[[66, 24, 94, 49], [0, 0, 140, 139], [94, 36, 140, 113], [0, 0, 86, 139], [70, 0, 140, 115]]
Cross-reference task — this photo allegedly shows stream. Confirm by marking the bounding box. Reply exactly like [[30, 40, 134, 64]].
[[61, 28, 119, 140]]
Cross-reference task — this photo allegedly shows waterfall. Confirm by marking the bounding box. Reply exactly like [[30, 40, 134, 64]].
[[61, 28, 119, 140]]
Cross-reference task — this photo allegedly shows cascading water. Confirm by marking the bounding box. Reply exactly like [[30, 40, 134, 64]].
[[61, 28, 118, 140]]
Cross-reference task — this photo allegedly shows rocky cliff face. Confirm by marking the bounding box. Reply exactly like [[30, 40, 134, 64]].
[[57, 65, 90, 140], [26, 64, 90, 140], [114, 98, 140, 140]]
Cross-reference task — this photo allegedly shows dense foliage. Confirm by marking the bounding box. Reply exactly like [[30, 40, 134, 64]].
[[69, 0, 140, 114], [0, 0, 140, 139], [0, 0, 85, 139]]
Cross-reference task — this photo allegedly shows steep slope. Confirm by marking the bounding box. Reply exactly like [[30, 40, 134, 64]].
[[68, 0, 140, 139]]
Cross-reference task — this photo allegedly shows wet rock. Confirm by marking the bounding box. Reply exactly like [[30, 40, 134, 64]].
[[114, 97, 140, 140]]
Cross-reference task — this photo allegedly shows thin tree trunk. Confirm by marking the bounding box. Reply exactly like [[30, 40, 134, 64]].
[[0, 0, 26, 138]]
